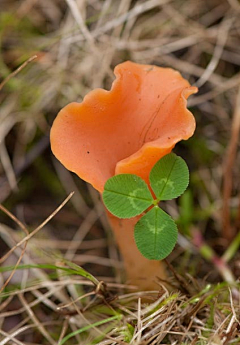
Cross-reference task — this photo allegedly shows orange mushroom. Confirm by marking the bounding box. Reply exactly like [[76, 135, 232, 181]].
[[51, 61, 197, 290]]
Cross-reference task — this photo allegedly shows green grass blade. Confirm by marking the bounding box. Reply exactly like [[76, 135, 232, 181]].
[[60, 259, 100, 286], [59, 315, 121, 345], [0, 263, 99, 285]]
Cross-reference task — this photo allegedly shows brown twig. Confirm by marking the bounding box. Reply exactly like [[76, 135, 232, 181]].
[[222, 85, 240, 241]]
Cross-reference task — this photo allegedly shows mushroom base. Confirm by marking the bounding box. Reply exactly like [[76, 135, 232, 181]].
[[106, 211, 167, 291]]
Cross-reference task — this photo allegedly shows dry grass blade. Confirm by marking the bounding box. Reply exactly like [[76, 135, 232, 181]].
[[227, 0, 240, 12], [222, 85, 240, 241], [0, 55, 37, 92], [0, 0, 240, 343], [65, 0, 96, 51], [195, 15, 234, 88], [0, 142, 18, 192], [0, 192, 74, 265], [0, 204, 29, 292], [18, 293, 57, 345]]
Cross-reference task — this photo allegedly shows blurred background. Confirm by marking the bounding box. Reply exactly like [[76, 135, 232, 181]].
[[0, 0, 240, 344]]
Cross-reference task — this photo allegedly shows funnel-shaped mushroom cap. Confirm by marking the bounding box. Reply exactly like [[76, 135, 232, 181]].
[[51, 61, 197, 192]]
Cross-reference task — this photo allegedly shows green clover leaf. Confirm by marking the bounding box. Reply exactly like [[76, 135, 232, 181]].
[[102, 153, 190, 260], [103, 174, 154, 218], [150, 153, 189, 201], [134, 206, 178, 260]]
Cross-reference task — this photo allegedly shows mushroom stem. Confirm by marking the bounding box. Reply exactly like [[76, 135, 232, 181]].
[[106, 212, 166, 290], [50, 62, 197, 291]]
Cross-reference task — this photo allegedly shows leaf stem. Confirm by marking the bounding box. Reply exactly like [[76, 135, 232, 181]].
[[192, 229, 236, 286], [222, 230, 240, 263]]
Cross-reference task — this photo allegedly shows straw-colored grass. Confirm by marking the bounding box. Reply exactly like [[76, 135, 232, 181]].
[[0, 0, 240, 343]]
